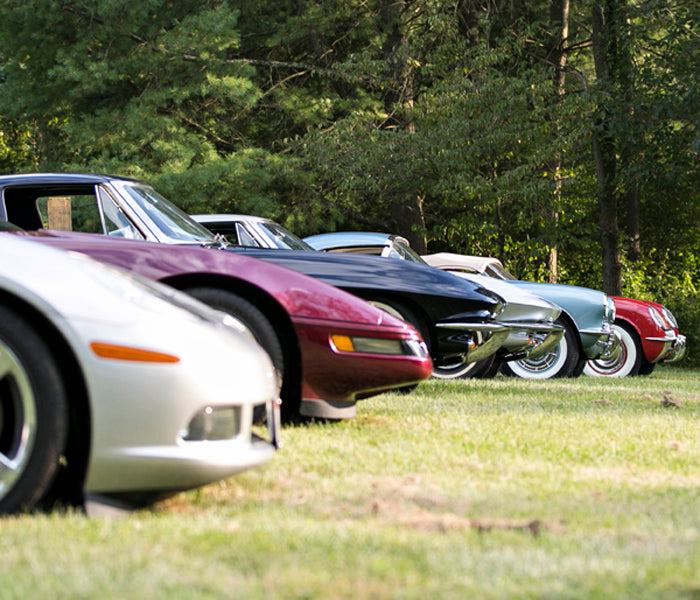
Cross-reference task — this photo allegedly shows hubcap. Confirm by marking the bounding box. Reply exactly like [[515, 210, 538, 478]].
[[509, 336, 568, 379]]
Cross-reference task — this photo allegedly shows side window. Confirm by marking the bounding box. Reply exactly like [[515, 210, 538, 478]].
[[97, 188, 144, 239], [36, 194, 104, 233], [33, 190, 144, 239], [235, 223, 261, 247]]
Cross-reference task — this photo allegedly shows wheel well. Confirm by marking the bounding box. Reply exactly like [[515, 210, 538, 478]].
[[614, 317, 648, 360], [160, 273, 302, 405], [354, 292, 434, 353], [614, 317, 638, 336], [557, 311, 585, 357], [0, 291, 91, 507]]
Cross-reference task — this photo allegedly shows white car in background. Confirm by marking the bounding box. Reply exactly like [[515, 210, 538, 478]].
[[0, 232, 279, 515]]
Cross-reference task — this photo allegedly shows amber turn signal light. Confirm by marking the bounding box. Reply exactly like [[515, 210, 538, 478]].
[[90, 342, 180, 363]]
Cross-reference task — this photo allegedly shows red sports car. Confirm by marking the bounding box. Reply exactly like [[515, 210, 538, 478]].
[[3, 225, 432, 420], [584, 296, 686, 377]]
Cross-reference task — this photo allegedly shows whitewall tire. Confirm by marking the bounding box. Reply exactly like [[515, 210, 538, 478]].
[[584, 322, 642, 377]]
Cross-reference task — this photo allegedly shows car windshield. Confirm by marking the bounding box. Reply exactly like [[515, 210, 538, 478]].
[[0, 220, 23, 232], [486, 262, 517, 280], [259, 221, 314, 250], [387, 240, 426, 264], [117, 183, 218, 244]]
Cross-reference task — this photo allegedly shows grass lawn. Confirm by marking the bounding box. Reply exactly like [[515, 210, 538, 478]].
[[1, 366, 698, 599]]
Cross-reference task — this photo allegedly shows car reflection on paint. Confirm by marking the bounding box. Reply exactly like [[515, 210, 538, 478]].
[[0, 233, 279, 514], [0, 174, 512, 386], [0, 182, 435, 420]]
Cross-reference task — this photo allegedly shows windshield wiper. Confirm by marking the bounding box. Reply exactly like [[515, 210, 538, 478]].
[[199, 233, 231, 249]]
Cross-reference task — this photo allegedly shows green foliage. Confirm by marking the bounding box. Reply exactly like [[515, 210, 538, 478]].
[[0, 0, 697, 351], [297, 29, 599, 283], [147, 150, 326, 235], [0, 1, 260, 173], [0, 118, 34, 172], [619, 249, 699, 367]]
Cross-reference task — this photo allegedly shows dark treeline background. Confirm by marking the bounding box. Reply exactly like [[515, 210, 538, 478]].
[[1, 0, 697, 362]]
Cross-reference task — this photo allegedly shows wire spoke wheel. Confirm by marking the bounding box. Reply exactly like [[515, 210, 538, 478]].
[[501, 318, 581, 379]]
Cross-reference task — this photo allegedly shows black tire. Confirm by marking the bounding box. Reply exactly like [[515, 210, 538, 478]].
[[583, 322, 643, 377], [481, 359, 503, 379], [184, 288, 292, 419], [432, 354, 496, 380], [637, 359, 656, 376], [366, 299, 427, 338], [501, 317, 581, 379], [0, 306, 69, 514], [571, 357, 589, 377]]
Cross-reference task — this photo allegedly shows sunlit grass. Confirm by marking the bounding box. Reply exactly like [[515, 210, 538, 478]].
[[1, 366, 698, 599]]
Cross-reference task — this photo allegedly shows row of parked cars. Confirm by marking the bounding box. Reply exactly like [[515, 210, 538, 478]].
[[0, 173, 686, 515], [195, 216, 686, 379]]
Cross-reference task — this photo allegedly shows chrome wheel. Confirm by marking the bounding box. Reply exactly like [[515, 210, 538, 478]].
[[504, 337, 568, 379], [0, 342, 37, 503], [501, 318, 581, 379], [584, 323, 642, 377], [0, 306, 68, 514]]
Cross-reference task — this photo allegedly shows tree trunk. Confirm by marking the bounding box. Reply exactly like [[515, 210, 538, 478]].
[[379, 0, 427, 253], [390, 194, 426, 252], [617, 3, 641, 263], [456, 0, 481, 48], [592, 130, 622, 295], [591, 0, 623, 295], [546, 0, 570, 283], [623, 184, 641, 262]]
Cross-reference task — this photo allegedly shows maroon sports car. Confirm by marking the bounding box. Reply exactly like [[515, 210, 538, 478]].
[[2, 225, 432, 421]]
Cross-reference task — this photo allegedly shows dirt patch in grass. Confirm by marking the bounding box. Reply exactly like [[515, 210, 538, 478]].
[[329, 474, 565, 536]]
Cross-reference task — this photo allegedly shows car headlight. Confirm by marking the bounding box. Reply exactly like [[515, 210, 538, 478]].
[[605, 296, 616, 323], [660, 306, 678, 329], [648, 305, 671, 330], [330, 334, 428, 358]]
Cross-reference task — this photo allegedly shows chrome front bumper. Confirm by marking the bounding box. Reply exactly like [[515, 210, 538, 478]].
[[585, 326, 622, 361], [498, 321, 565, 360], [435, 321, 511, 363], [648, 333, 687, 363]]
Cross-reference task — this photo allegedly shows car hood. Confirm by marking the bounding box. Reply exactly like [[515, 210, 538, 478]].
[[226, 246, 506, 319], [7, 230, 415, 330], [510, 280, 608, 328], [452, 272, 561, 323]]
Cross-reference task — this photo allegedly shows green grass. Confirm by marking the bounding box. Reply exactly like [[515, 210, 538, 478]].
[[2, 366, 699, 599]]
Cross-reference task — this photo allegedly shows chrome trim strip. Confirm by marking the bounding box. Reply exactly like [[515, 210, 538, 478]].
[[579, 327, 610, 335], [645, 336, 677, 342], [435, 322, 509, 332], [497, 322, 564, 334]]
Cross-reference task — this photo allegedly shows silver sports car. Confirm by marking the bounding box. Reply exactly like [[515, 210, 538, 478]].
[[0, 234, 279, 514]]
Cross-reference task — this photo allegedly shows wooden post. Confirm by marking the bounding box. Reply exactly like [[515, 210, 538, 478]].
[[47, 197, 72, 231]]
